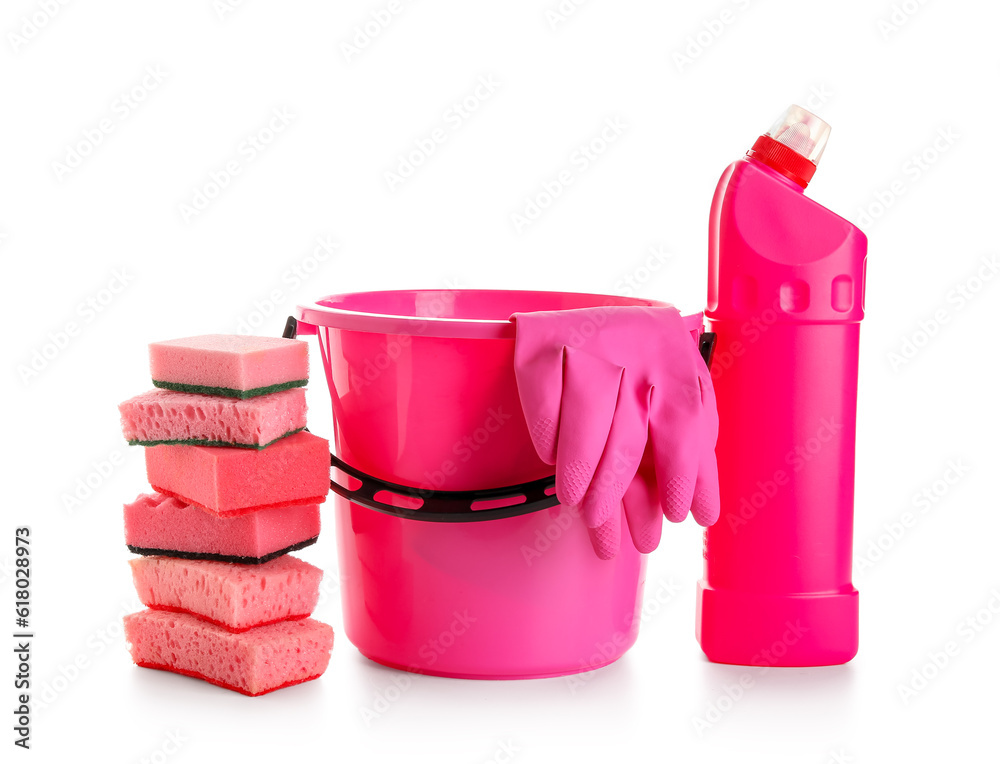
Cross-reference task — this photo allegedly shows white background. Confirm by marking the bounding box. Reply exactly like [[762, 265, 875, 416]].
[[3, 1, 999, 762]]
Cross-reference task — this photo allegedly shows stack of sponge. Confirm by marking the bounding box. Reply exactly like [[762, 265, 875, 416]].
[[119, 335, 334, 696]]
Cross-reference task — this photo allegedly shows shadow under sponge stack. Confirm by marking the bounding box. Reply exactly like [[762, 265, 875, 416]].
[[119, 334, 334, 696]]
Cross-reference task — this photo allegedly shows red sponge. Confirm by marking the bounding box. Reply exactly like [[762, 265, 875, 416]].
[[124, 492, 320, 564], [145, 431, 330, 517], [129, 555, 323, 632], [124, 609, 334, 696]]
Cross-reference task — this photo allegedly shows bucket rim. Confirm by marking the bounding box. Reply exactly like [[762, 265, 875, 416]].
[[295, 288, 690, 340]]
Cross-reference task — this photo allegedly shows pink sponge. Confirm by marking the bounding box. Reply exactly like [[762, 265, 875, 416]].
[[145, 431, 329, 517], [125, 492, 320, 564], [129, 555, 323, 632], [119, 388, 307, 449], [124, 609, 334, 696], [149, 335, 308, 399]]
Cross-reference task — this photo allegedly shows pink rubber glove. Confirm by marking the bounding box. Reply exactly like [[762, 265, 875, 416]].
[[511, 305, 719, 559]]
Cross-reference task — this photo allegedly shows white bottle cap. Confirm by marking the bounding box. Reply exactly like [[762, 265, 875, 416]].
[[765, 105, 831, 165]]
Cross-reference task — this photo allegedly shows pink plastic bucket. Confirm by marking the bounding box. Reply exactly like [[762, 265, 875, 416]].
[[295, 290, 673, 679]]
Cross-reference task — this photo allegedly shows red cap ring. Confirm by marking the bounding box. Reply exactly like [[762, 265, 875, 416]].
[[746, 134, 817, 188]]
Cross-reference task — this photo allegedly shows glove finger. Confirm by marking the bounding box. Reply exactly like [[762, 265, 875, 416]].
[[691, 366, 721, 526], [580, 373, 649, 529], [511, 313, 568, 464], [555, 346, 623, 507], [691, 440, 721, 526], [648, 382, 701, 524], [622, 443, 663, 554], [587, 503, 622, 560]]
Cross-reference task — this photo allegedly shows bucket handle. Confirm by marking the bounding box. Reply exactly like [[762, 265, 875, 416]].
[[284, 315, 562, 523], [329, 452, 560, 523]]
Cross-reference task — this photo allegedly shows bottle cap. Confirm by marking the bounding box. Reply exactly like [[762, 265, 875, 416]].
[[746, 105, 831, 187]]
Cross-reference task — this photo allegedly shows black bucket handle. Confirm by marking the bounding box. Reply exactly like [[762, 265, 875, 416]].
[[329, 452, 559, 523]]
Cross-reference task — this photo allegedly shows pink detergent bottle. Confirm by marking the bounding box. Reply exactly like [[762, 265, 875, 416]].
[[696, 105, 867, 666]]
